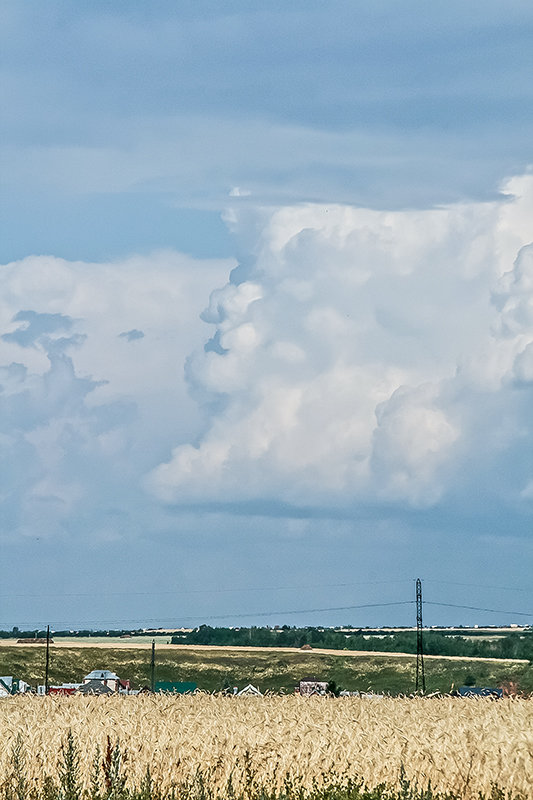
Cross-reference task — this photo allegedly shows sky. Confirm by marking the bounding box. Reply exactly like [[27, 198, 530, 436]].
[[0, 1, 532, 631]]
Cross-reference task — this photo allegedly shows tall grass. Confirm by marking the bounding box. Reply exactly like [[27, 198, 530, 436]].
[[0, 696, 531, 798]]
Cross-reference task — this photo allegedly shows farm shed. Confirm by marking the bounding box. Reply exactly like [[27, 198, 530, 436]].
[[298, 677, 329, 696], [17, 638, 53, 644], [48, 683, 81, 696]]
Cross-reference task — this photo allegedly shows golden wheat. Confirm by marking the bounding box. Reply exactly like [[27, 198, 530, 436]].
[[0, 695, 531, 798]]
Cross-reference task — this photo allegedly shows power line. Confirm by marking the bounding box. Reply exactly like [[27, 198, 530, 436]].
[[0, 600, 415, 629], [188, 600, 415, 622], [3, 600, 532, 629], [0, 579, 412, 601], [424, 580, 532, 594], [425, 601, 533, 618], [2, 579, 530, 606], [3, 592, 531, 630]]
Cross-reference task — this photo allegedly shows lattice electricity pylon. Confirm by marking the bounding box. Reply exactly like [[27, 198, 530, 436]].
[[415, 578, 426, 693]]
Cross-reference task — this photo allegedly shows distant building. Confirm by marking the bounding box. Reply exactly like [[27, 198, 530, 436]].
[[78, 680, 114, 695], [48, 683, 81, 696], [298, 677, 329, 696], [17, 638, 52, 644], [82, 670, 130, 692], [0, 677, 31, 696], [237, 684, 262, 696]]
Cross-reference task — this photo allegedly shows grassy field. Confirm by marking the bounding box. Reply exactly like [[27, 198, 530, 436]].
[[1, 642, 531, 694], [0, 695, 531, 798]]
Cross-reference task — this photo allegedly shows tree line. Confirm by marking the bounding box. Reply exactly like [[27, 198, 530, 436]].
[[3, 624, 531, 661], [171, 625, 533, 661]]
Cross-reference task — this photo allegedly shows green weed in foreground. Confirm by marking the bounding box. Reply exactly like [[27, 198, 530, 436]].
[[0, 735, 525, 800]]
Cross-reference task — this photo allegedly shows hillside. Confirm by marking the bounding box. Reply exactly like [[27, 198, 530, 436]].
[[1, 642, 531, 694]]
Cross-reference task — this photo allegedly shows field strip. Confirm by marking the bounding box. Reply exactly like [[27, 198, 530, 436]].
[[1, 640, 528, 663]]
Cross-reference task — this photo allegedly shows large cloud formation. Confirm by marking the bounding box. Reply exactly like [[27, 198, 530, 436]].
[[1, 177, 532, 546], [150, 175, 533, 515]]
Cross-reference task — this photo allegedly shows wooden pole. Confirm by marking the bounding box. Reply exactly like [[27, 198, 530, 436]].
[[150, 639, 156, 693], [45, 625, 50, 694]]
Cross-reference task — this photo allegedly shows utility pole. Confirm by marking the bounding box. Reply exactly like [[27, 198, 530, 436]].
[[150, 639, 156, 693], [415, 579, 425, 693], [45, 625, 50, 695]]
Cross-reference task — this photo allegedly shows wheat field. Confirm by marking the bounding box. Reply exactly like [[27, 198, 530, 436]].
[[1, 694, 532, 798]]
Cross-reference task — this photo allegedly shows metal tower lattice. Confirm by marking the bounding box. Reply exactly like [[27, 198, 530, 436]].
[[415, 578, 425, 693]]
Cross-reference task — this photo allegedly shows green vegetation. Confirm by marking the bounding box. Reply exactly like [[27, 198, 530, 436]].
[[172, 625, 533, 661], [1, 734, 525, 800], [0, 628, 167, 640], [1, 643, 532, 694]]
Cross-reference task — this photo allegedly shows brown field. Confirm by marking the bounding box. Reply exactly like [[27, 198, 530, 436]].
[[1, 694, 532, 798]]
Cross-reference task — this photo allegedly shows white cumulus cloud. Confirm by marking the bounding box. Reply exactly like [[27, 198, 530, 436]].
[[149, 174, 533, 512]]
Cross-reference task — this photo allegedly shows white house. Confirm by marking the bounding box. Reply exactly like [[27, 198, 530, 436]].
[[83, 670, 121, 692]]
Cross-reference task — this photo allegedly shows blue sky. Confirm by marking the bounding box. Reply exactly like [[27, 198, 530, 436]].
[[0, 1, 532, 630]]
